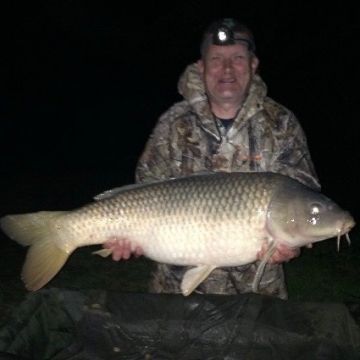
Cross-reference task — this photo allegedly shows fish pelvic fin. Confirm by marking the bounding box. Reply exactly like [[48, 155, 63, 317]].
[[181, 265, 217, 296], [0, 211, 73, 291], [92, 248, 113, 257], [252, 241, 277, 293]]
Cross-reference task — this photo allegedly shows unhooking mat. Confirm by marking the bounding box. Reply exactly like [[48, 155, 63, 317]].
[[0, 288, 360, 359]]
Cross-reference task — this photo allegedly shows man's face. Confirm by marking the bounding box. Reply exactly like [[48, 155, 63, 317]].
[[197, 38, 259, 107]]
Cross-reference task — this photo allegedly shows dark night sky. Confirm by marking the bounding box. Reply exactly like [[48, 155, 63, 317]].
[[0, 1, 359, 219]]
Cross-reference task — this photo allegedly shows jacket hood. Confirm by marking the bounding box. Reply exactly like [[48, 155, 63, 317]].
[[177, 63, 268, 121]]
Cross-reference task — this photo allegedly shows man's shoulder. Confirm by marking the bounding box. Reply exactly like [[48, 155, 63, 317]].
[[262, 97, 298, 123], [263, 96, 292, 114], [159, 100, 194, 121]]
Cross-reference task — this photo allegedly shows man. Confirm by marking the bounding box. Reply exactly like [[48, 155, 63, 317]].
[[106, 18, 320, 299]]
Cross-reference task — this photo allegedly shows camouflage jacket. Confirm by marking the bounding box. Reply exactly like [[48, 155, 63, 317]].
[[136, 63, 320, 191], [135, 63, 320, 299]]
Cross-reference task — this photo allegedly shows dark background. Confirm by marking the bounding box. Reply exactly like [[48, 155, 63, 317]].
[[0, 2, 360, 323], [0, 0, 359, 218]]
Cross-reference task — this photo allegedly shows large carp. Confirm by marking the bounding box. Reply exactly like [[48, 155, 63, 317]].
[[0, 172, 355, 296]]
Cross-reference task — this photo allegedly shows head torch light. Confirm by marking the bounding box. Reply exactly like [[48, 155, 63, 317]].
[[212, 24, 254, 52]]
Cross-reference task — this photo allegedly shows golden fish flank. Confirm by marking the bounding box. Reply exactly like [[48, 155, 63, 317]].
[[0, 172, 355, 296]]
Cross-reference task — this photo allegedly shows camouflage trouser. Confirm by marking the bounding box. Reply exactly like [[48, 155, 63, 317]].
[[148, 262, 288, 300]]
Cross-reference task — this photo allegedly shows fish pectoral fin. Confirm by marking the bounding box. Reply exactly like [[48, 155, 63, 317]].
[[252, 241, 277, 293], [181, 265, 217, 296]]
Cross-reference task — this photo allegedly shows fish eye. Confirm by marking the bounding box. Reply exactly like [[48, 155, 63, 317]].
[[310, 203, 323, 215]]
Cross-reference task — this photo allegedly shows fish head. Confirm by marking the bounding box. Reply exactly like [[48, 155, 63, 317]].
[[266, 179, 356, 248]]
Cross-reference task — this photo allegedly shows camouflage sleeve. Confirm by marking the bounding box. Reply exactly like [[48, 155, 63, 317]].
[[267, 111, 321, 191], [135, 112, 176, 184]]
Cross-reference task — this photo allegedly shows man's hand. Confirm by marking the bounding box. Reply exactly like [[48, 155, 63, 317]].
[[257, 243, 313, 264], [102, 238, 144, 261]]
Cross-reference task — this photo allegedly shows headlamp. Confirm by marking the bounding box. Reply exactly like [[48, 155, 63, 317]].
[[212, 25, 253, 51], [200, 18, 256, 56]]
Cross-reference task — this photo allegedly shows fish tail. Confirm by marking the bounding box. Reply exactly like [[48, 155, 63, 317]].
[[0, 211, 73, 291]]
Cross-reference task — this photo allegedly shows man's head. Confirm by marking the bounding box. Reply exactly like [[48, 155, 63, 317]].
[[197, 18, 259, 116]]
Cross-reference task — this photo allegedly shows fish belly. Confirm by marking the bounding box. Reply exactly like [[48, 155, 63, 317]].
[[109, 217, 268, 267]]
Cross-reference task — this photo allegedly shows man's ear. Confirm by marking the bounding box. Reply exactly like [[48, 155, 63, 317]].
[[251, 56, 259, 74], [196, 59, 204, 75]]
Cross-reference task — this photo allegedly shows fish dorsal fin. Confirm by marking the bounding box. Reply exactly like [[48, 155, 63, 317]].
[[94, 184, 146, 201], [252, 241, 277, 293], [181, 265, 217, 296], [94, 180, 174, 201], [93, 171, 219, 201]]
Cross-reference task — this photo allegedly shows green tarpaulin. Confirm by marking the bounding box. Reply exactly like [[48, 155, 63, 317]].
[[1, 288, 360, 359]]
